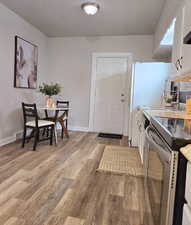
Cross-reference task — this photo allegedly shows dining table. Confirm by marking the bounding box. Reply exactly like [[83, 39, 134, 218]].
[[38, 106, 70, 144]]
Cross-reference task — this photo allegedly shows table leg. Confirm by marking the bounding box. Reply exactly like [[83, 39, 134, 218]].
[[64, 127, 69, 138]]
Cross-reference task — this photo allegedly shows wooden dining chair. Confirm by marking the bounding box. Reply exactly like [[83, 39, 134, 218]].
[[44, 100, 69, 139], [22, 103, 55, 151], [56, 101, 69, 138]]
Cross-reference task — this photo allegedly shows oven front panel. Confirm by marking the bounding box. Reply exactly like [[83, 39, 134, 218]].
[[144, 127, 178, 225], [147, 138, 164, 225]]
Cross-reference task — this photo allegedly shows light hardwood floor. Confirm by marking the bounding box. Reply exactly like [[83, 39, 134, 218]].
[[0, 131, 148, 225]]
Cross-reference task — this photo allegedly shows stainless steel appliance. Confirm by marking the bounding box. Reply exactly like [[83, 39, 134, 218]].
[[143, 116, 191, 225], [144, 126, 178, 225]]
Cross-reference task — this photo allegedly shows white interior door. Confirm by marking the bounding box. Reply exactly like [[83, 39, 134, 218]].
[[93, 57, 128, 134]]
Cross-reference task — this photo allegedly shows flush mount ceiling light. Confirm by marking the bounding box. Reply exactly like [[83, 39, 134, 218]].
[[81, 2, 100, 15]]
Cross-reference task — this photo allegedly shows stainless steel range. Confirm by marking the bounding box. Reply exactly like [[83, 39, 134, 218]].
[[144, 125, 178, 225], [143, 116, 191, 225]]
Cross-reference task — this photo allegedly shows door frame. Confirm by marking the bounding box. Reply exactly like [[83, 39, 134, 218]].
[[89, 52, 133, 136]]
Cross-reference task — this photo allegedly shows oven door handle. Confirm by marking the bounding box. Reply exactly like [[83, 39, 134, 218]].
[[145, 126, 171, 164]]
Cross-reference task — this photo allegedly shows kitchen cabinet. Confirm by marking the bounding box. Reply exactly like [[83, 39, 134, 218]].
[[171, 0, 191, 91], [131, 108, 146, 164], [171, 0, 191, 74], [131, 109, 142, 145], [182, 0, 191, 70], [183, 162, 191, 225], [183, 205, 191, 225], [172, 5, 184, 74], [137, 112, 146, 164], [185, 162, 191, 207]]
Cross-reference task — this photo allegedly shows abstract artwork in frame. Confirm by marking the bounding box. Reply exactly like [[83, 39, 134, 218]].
[[14, 36, 38, 89]]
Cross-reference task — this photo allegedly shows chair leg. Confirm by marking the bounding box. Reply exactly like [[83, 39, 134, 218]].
[[42, 128, 46, 136], [66, 119, 68, 129], [46, 128, 49, 137], [61, 126, 64, 139], [33, 129, 39, 151], [22, 127, 26, 148], [54, 126, 58, 145], [57, 120, 64, 139], [50, 125, 54, 145]]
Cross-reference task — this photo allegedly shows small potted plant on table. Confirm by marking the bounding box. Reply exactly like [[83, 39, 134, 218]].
[[39, 83, 62, 107]]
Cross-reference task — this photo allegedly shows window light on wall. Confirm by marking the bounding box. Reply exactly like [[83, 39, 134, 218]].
[[160, 18, 176, 46]]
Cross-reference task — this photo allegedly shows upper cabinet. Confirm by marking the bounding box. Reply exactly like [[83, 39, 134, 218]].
[[170, 1, 191, 85], [182, 0, 191, 69], [171, 6, 185, 74], [172, 0, 191, 74]]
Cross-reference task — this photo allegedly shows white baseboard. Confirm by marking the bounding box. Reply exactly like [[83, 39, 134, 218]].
[[0, 130, 25, 147], [15, 130, 23, 140], [0, 135, 16, 147], [15, 130, 32, 140], [0, 126, 89, 147], [68, 126, 89, 132]]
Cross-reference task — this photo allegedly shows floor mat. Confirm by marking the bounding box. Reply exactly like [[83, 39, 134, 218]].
[[97, 145, 144, 176], [98, 133, 123, 139]]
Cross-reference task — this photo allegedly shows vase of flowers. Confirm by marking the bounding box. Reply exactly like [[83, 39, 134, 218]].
[[39, 83, 62, 108]]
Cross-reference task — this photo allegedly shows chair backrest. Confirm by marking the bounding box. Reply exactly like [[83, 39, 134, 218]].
[[22, 103, 38, 127], [56, 101, 69, 108]]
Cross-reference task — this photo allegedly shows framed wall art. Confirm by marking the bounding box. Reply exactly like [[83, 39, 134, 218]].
[[14, 36, 38, 89]]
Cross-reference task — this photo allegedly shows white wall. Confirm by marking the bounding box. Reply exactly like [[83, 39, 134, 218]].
[[47, 36, 154, 129], [131, 62, 170, 146], [0, 3, 48, 143], [0, 3, 155, 140]]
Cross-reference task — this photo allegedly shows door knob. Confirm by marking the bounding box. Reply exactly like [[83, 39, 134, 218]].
[[121, 99, 125, 102], [121, 94, 125, 97]]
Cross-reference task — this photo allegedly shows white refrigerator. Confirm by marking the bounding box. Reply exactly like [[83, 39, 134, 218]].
[[129, 62, 171, 147]]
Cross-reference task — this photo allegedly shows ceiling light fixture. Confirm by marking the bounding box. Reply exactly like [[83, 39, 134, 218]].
[[81, 2, 100, 15]]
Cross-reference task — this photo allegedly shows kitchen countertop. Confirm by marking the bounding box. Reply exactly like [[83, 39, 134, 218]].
[[143, 108, 191, 161], [151, 116, 191, 149], [143, 109, 191, 120]]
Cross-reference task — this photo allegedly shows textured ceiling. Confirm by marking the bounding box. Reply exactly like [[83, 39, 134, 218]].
[[0, 0, 166, 37]]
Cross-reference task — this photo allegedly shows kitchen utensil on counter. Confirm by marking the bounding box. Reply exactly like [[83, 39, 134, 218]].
[[186, 95, 191, 115]]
